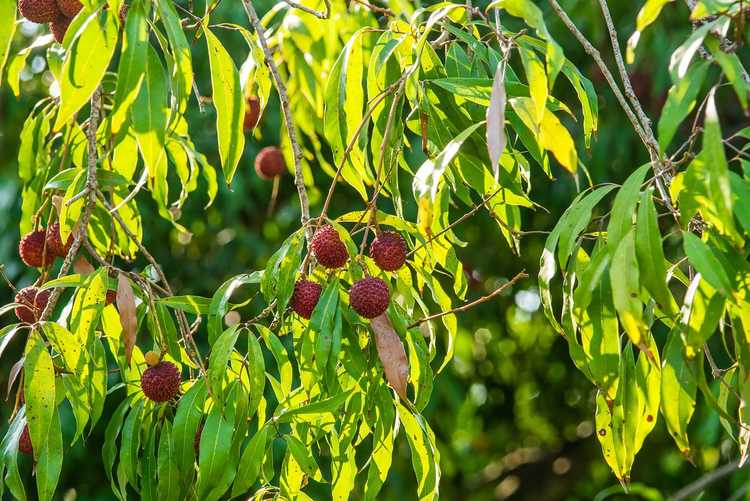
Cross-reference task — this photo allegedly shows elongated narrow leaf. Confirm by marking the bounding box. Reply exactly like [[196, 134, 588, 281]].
[[35, 408, 62, 501], [610, 230, 647, 351], [608, 163, 650, 253], [196, 403, 234, 500], [204, 26, 245, 184], [231, 426, 268, 496], [486, 60, 507, 182], [371, 314, 409, 401], [207, 325, 240, 399], [111, 0, 147, 133], [157, 0, 193, 111], [0, 0, 16, 85], [24, 330, 56, 462], [54, 11, 118, 130], [660, 329, 698, 455], [396, 402, 440, 501], [683, 232, 732, 296], [657, 61, 709, 151]]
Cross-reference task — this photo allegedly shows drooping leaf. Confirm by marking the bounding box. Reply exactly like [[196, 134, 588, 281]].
[[486, 60, 507, 182], [371, 313, 409, 402]]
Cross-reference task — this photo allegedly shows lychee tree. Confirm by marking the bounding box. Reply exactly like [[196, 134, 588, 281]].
[[0, 0, 748, 499]]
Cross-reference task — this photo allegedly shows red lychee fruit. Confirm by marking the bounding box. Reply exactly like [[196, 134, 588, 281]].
[[46, 223, 72, 257], [56, 0, 80, 17], [50, 15, 71, 43], [244, 97, 261, 131], [105, 290, 117, 306], [349, 277, 389, 318], [311, 225, 348, 269], [19, 230, 55, 268], [370, 231, 407, 271], [19, 425, 32, 456], [18, 0, 60, 23], [15, 286, 51, 324], [140, 361, 181, 402], [291, 279, 322, 319], [254, 146, 285, 180]]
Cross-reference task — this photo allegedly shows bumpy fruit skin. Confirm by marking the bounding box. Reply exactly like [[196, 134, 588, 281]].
[[19, 230, 55, 267], [140, 361, 181, 402], [50, 15, 70, 43], [291, 280, 323, 319], [370, 231, 407, 271], [349, 277, 389, 318], [244, 97, 261, 130], [19, 426, 33, 456], [56, 0, 80, 17], [311, 225, 348, 269], [118, 3, 127, 22], [18, 0, 60, 23], [254, 146, 285, 180], [15, 286, 51, 324], [105, 290, 117, 306], [45, 223, 71, 257]]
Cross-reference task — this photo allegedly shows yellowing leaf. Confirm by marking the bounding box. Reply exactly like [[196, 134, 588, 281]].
[[539, 108, 578, 173]]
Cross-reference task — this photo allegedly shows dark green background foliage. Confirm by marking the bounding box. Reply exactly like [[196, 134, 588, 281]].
[[0, 0, 748, 499]]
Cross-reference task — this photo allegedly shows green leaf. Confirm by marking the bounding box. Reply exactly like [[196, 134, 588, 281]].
[[413, 122, 484, 200], [683, 232, 732, 296], [2, 411, 28, 500], [256, 325, 292, 396], [246, 333, 265, 419], [172, 380, 207, 492], [635, 190, 678, 315], [231, 426, 268, 497], [706, 37, 750, 110], [0, 0, 17, 86], [158, 295, 212, 315], [208, 325, 241, 399], [285, 435, 318, 477], [276, 391, 351, 423], [310, 280, 340, 377], [24, 330, 56, 463], [610, 230, 647, 350], [54, 11, 118, 130], [119, 399, 144, 491], [396, 402, 440, 501], [35, 403, 62, 501], [157, 422, 180, 501], [208, 272, 262, 344], [660, 329, 698, 455], [132, 44, 169, 208], [111, 0, 147, 133], [324, 28, 368, 198], [607, 163, 650, 253], [626, 0, 674, 63], [204, 25, 245, 185], [156, 0, 193, 112], [657, 61, 709, 151], [196, 402, 235, 500], [261, 230, 303, 312], [102, 397, 133, 493]]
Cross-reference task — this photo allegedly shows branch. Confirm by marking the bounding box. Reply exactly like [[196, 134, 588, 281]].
[[242, 0, 313, 243], [668, 460, 747, 501], [282, 0, 331, 19], [547, 0, 678, 219], [40, 87, 103, 321], [408, 271, 527, 329]]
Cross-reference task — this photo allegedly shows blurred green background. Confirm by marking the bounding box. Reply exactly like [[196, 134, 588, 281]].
[[0, 0, 749, 499]]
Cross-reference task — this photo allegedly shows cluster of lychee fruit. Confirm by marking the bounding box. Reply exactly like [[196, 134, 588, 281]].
[[14, 223, 117, 324], [17, 0, 126, 43], [291, 224, 407, 320], [18, 0, 80, 42]]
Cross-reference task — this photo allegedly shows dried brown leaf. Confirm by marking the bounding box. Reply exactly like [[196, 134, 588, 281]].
[[370, 313, 409, 401], [117, 273, 137, 364]]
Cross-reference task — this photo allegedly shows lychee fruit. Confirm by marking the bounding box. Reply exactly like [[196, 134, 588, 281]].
[[105, 290, 117, 306], [370, 231, 407, 271], [15, 286, 51, 324], [311, 225, 348, 269], [56, 0, 80, 17], [349, 277, 389, 318], [291, 279, 322, 319], [244, 97, 261, 131], [18, 425, 32, 456], [254, 146, 285, 180], [50, 15, 71, 43], [140, 361, 181, 402], [18, 0, 60, 23], [118, 3, 127, 22], [19, 230, 55, 267], [47, 223, 73, 257], [144, 350, 160, 367]]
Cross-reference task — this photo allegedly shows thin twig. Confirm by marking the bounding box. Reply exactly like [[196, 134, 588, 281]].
[[408, 271, 527, 328], [242, 0, 312, 243], [41, 88, 103, 321], [282, 0, 331, 19], [668, 460, 746, 501]]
